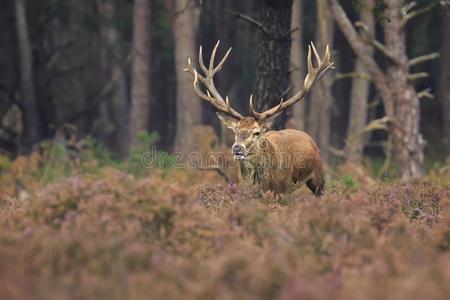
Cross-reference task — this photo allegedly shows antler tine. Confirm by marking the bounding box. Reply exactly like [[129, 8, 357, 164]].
[[311, 42, 321, 65], [198, 46, 208, 74], [257, 42, 334, 120], [195, 73, 229, 110], [317, 45, 334, 80], [209, 40, 220, 71], [250, 95, 285, 121], [249, 94, 261, 120], [274, 98, 284, 114], [184, 57, 192, 73], [185, 57, 204, 79], [184, 57, 192, 72], [324, 45, 330, 63], [186, 42, 243, 120], [193, 70, 216, 102], [214, 47, 232, 74], [307, 44, 314, 74]]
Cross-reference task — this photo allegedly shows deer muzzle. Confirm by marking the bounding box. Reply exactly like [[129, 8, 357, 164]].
[[232, 143, 247, 160]]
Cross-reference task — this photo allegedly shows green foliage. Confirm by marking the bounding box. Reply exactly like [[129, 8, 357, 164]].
[[37, 141, 76, 183], [0, 154, 11, 172], [83, 136, 115, 166], [129, 131, 159, 164], [0, 131, 177, 200], [325, 176, 358, 193], [341, 174, 358, 191], [326, 179, 339, 192], [128, 131, 172, 175], [367, 157, 397, 181], [77, 131, 174, 176]]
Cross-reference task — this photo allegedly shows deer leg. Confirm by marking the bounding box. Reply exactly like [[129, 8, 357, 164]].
[[306, 175, 325, 196]]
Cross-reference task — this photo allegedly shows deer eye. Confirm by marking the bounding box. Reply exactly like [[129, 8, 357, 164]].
[[253, 132, 261, 137]]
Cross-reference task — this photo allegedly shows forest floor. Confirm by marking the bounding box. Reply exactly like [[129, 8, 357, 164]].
[[0, 144, 450, 300]]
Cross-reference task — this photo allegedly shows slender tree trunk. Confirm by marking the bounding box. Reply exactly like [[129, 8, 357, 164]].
[[328, 0, 394, 118], [112, 74, 129, 158], [98, 0, 129, 158], [384, 0, 424, 179], [328, 0, 425, 179], [129, 0, 151, 152], [253, 0, 292, 129], [345, 0, 375, 164], [14, 0, 41, 153], [287, 0, 306, 130], [309, 0, 334, 163], [174, 0, 201, 152], [214, 0, 234, 147], [441, 12, 450, 155], [68, 1, 89, 136]]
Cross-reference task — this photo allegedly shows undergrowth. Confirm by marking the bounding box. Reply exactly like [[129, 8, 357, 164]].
[[0, 137, 449, 300]]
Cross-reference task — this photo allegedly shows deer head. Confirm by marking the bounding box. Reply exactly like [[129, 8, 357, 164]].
[[184, 41, 333, 161]]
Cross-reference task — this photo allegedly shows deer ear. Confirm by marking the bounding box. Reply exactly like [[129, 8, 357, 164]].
[[216, 112, 239, 130]]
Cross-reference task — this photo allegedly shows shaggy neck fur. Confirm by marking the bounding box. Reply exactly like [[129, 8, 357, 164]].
[[237, 136, 275, 185]]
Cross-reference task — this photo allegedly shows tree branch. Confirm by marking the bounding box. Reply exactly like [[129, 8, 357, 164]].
[[196, 165, 231, 183], [227, 9, 270, 35], [401, 1, 440, 27], [328, 0, 394, 117], [333, 71, 371, 81], [417, 88, 434, 100], [346, 116, 390, 146], [63, 51, 133, 125], [281, 27, 300, 38], [408, 52, 440, 67], [355, 21, 399, 64], [408, 72, 429, 81], [328, 146, 346, 158], [173, 0, 193, 18]]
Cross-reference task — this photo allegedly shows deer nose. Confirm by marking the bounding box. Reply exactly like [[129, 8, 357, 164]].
[[232, 144, 245, 155]]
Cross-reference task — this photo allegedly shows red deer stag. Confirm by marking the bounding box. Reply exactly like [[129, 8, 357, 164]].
[[185, 41, 333, 195]]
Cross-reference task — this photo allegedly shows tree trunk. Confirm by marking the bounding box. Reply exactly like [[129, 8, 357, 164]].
[[441, 12, 450, 155], [345, 0, 375, 164], [329, 0, 425, 179], [129, 0, 151, 152], [287, 0, 306, 130], [308, 0, 334, 163], [253, 0, 292, 129], [174, 0, 201, 152], [112, 73, 129, 158], [14, 0, 41, 153], [214, 0, 235, 147], [328, 0, 394, 118], [98, 0, 129, 158], [383, 0, 424, 179]]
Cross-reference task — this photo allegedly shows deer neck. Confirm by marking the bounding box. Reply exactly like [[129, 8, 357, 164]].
[[237, 138, 274, 184]]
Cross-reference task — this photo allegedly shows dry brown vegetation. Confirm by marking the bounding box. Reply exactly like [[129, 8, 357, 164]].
[[0, 148, 450, 300]]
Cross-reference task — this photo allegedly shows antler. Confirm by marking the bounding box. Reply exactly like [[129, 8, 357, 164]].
[[250, 42, 334, 120], [184, 41, 243, 120]]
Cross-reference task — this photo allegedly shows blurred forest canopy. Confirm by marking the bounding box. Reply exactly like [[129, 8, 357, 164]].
[[0, 0, 449, 179]]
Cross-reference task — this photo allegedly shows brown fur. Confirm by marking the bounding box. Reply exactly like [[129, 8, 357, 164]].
[[186, 41, 332, 195], [222, 117, 325, 195]]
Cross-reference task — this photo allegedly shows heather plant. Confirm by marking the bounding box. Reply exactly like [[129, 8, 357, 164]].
[[0, 167, 449, 300], [0, 135, 450, 300]]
